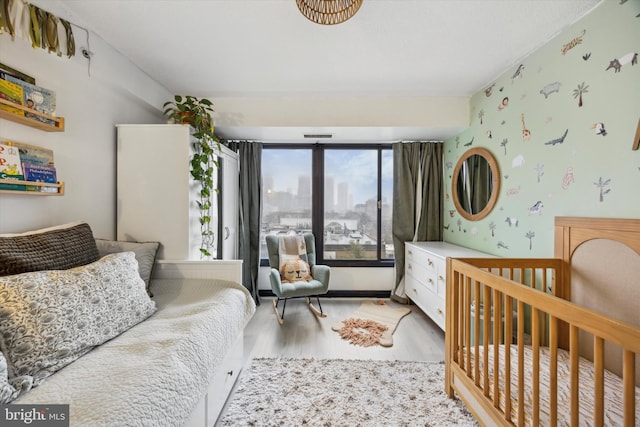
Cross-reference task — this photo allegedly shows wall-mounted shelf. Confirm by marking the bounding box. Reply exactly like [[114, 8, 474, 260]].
[[0, 99, 65, 132], [0, 178, 64, 196]]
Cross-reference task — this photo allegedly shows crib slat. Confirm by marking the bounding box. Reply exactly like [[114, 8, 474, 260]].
[[549, 316, 558, 427], [492, 289, 502, 409], [594, 337, 604, 427], [532, 307, 540, 427], [504, 296, 513, 424], [517, 301, 525, 426], [623, 350, 635, 427], [483, 285, 491, 396], [570, 325, 579, 426], [472, 280, 479, 383]]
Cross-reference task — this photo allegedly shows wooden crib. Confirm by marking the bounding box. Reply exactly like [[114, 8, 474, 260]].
[[445, 217, 640, 426]]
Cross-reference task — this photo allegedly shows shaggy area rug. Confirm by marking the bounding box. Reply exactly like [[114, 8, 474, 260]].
[[218, 358, 478, 426], [331, 300, 411, 347]]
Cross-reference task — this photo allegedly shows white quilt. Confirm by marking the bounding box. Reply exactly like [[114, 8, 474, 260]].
[[14, 278, 256, 427]]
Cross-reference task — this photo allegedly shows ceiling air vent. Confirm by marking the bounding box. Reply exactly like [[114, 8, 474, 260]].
[[303, 134, 333, 139]]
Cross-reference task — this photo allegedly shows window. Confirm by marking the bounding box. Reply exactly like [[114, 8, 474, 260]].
[[261, 144, 393, 266]]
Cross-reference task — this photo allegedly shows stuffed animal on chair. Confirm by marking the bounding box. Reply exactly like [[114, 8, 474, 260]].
[[280, 258, 312, 283]]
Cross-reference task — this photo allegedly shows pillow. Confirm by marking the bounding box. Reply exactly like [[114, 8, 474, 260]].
[[95, 239, 160, 295], [0, 252, 157, 389], [0, 221, 100, 276], [0, 352, 17, 404], [280, 258, 313, 283]]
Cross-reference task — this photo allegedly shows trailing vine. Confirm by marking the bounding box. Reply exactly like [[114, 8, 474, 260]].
[[163, 95, 220, 258]]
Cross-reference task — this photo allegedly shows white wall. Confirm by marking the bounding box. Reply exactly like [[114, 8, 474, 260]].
[[0, 29, 171, 237]]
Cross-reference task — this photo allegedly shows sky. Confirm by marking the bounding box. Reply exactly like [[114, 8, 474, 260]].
[[263, 148, 393, 205]]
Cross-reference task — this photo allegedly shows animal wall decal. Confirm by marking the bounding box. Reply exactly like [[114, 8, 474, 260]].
[[505, 187, 520, 196], [592, 122, 607, 136], [544, 129, 569, 146], [521, 113, 531, 141], [512, 64, 525, 82], [497, 241, 509, 250], [561, 29, 586, 55], [594, 177, 611, 202], [485, 84, 495, 97], [512, 154, 525, 168], [606, 52, 638, 73], [478, 109, 485, 124], [572, 82, 589, 107], [463, 137, 474, 147], [505, 217, 519, 227], [534, 163, 544, 183], [582, 53, 591, 61], [540, 82, 561, 98], [498, 97, 509, 111], [562, 167, 575, 189], [528, 201, 544, 215]]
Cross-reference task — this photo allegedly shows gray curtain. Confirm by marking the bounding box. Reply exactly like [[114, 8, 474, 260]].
[[227, 141, 262, 304], [392, 142, 443, 303]]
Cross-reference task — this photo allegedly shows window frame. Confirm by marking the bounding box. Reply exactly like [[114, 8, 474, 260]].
[[261, 143, 394, 268]]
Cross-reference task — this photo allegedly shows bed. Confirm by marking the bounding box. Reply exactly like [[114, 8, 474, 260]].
[[445, 217, 640, 426], [0, 222, 256, 426]]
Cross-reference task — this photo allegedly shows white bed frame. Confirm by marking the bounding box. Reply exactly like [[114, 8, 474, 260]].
[[153, 259, 246, 427]]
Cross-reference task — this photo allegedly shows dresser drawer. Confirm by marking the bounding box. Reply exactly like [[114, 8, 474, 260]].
[[406, 278, 445, 330]]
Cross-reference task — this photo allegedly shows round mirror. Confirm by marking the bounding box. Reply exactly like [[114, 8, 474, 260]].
[[452, 147, 500, 221]]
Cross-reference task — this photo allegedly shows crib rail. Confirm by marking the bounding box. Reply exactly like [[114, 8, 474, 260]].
[[445, 257, 640, 427]]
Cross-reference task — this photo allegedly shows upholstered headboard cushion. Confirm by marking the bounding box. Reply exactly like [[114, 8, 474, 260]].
[[0, 221, 100, 276]]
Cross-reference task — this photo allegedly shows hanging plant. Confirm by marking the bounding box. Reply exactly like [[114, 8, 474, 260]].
[[163, 95, 220, 258]]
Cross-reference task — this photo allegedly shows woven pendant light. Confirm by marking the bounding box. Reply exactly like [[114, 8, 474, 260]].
[[296, 0, 363, 25]]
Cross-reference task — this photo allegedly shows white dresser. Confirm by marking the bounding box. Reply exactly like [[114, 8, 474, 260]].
[[405, 242, 490, 330]]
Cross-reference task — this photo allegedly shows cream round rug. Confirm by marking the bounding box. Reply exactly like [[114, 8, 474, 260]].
[[218, 358, 478, 426]]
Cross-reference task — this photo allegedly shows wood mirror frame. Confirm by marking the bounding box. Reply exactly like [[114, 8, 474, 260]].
[[451, 147, 500, 221]]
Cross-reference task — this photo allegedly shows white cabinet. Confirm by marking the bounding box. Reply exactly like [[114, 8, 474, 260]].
[[405, 242, 489, 330], [116, 124, 238, 260]]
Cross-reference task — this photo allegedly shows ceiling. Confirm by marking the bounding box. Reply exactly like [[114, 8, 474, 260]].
[[39, 0, 602, 141]]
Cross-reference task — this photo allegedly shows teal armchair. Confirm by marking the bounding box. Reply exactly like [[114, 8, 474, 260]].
[[265, 233, 330, 324]]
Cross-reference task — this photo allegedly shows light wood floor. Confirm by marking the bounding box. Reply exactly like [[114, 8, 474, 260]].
[[243, 297, 445, 362], [216, 297, 445, 425]]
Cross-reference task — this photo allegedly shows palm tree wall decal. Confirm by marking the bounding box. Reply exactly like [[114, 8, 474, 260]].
[[594, 177, 611, 202], [572, 81, 589, 107]]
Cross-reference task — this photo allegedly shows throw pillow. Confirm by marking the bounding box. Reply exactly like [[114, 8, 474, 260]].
[[280, 258, 313, 283], [0, 352, 17, 404], [95, 239, 160, 296], [0, 221, 100, 276], [0, 252, 157, 390]]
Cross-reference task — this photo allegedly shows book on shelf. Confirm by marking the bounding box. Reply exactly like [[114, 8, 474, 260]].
[[1, 139, 55, 168], [0, 143, 26, 191], [22, 163, 58, 192], [0, 63, 36, 85], [0, 79, 24, 117], [4, 75, 56, 125]]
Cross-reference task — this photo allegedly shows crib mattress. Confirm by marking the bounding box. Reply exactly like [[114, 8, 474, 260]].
[[467, 344, 640, 426]]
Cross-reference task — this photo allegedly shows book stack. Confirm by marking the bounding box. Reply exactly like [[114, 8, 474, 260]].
[[0, 143, 26, 190], [0, 63, 56, 123], [0, 140, 57, 193]]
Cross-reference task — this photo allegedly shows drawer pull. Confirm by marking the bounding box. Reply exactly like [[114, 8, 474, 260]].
[[408, 250, 413, 255], [428, 278, 434, 284], [428, 259, 434, 266], [407, 264, 412, 270], [438, 275, 445, 281], [227, 370, 234, 376], [437, 309, 443, 315]]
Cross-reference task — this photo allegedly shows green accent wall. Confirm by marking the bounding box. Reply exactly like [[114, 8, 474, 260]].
[[443, 0, 640, 257]]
